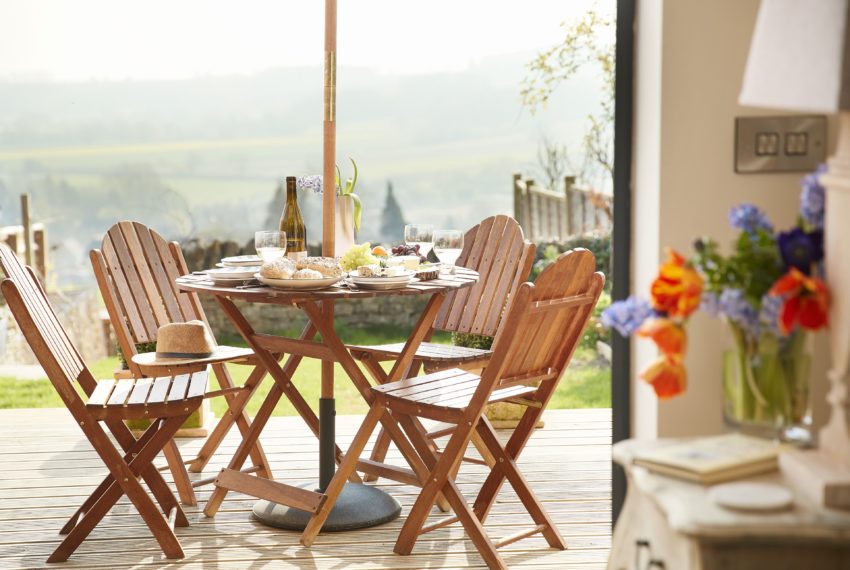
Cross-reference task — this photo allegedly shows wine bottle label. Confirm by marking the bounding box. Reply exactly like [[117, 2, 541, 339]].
[[286, 251, 307, 260]]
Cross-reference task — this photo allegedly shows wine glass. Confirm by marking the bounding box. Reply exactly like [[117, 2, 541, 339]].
[[404, 224, 434, 258], [433, 229, 464, 273], [254, 230, 287, 263]]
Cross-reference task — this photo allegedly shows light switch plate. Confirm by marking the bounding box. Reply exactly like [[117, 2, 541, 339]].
[[735, 115, 826, 173]]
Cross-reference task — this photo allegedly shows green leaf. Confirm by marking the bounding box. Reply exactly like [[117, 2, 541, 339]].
[[349, 192, 362, 232], [335, 165, 342, 196], [348, 157, 358, 194]]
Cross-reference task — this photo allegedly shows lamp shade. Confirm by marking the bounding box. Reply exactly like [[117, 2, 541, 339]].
[[740, 0, 850, 112]]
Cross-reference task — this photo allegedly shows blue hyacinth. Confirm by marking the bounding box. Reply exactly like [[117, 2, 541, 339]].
[[759, 293, 788, 338], [601, 296, 655, 337], [700, 291, 722, 317], [728, 203, 773, 235], [296, 175, 323, 194], [718, 288, 760, 341], [800, 163, 826, 230]]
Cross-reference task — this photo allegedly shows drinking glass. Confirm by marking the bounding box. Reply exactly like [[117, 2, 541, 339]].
[[404, 224, 434, 258], [433, 229, 464, 273], [254, 231, 287, 262]]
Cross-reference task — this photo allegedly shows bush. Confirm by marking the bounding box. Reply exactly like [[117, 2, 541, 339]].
[[452, 332, 493, 350], [530, 233, 611, 288]]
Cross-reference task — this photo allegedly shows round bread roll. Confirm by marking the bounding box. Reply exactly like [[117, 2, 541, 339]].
[[293, 268, 323, 280], [296, 256, 343, 277], [261, 257, 296, 279]]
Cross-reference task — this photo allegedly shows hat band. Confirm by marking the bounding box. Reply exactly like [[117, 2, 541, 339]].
[[156, 351, 214, 359]]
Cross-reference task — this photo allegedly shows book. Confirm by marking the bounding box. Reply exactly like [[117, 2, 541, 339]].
[[633, 434, 780, 485]]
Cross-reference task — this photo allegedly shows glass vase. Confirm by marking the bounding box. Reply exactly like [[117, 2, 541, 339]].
[[722, 327, 812, 444]]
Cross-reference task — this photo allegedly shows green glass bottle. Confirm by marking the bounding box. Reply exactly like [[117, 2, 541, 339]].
[[279, 176, 307, 260]]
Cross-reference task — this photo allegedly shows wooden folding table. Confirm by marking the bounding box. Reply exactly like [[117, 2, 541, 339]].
[[176, 268, 478, 530]]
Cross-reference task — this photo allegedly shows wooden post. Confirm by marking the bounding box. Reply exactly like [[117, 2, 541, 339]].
[[564, 176, 575, 237], [20, 194, 32, 267], [512, 173, 524, 232], [526, 179, 536, 241], [33, 224, 47, 282]]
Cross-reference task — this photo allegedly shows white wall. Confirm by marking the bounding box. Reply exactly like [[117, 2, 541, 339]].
[[632, 0, 833, 438]]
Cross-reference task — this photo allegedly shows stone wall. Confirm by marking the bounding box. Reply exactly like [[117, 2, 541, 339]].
[[201, 294, 430, 340], [1, 289, 107, 366]]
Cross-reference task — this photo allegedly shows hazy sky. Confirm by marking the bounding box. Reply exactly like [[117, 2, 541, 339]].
[[1, 0, 610, 81]]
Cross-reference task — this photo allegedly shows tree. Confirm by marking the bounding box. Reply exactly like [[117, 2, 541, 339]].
[[379, 181, 406, 244], [521, 9, 615, 193]]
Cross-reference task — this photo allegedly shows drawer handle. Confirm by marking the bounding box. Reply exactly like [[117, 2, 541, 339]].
[[635, 539, 651, 570]]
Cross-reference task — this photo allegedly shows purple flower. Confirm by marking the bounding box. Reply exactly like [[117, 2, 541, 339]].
[[728, 203, 773, 235], [759, 293, 789, 338], [700, 291, 722, 317], [800, 164, 826, 230], [296, 175, 323, 194], [601, 296, 654, 337], [719, 288, 760, 340], [778, 227, 823, 273]]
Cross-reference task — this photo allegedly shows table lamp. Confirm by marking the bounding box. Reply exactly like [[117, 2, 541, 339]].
[[740, 0, 850, 508]]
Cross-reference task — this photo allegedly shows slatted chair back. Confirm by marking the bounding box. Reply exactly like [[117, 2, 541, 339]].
[[0, 245, 96, 405], [472, 248, 603, 414], [91, 221, 208, 376], [433, 215, 535, 338]]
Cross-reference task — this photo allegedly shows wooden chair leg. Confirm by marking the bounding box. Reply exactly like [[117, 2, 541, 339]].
[[474, 417, 565, 549], [50, 417, 188, 562], [163, 439, 197, 506], [301, 402, 384, 546], [188, 362, 271, 478]]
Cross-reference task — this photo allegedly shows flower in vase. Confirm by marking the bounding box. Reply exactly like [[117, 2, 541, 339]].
[[770, 268, 829, 333], [640, 356, 687, 399], [800, 164, 827, 230], [778, 227, 823, 273], [759, 293, 790, 338], [601, 296, 655, 337], [718, 288, 760, 341], [637, 318, 687, 358], [296, 175, 323, 194], [700, 291, 722, 317], [650, 249, 704, 318], [728, 203, 773, 235]]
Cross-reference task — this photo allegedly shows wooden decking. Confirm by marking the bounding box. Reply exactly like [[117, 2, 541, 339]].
[[0, 407, 611, 569]]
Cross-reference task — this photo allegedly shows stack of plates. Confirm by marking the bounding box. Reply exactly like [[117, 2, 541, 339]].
[[347, 270, 416, 290], [220, 255, 262, 268], [205, 266, 257, 286]]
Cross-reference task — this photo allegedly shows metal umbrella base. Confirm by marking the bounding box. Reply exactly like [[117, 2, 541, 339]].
[[252, 482, 402, 531]]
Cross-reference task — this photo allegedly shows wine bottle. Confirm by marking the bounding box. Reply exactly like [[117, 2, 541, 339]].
[[279, 176, 307, 260]]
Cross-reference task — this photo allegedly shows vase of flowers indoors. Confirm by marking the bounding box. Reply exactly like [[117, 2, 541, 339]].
[[602, 165, 829, 443], [296, 157, 363, 256]]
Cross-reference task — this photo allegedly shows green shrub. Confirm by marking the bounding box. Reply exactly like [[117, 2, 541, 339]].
[[452, 332, 493, 350], [530, 233, 611, 288]]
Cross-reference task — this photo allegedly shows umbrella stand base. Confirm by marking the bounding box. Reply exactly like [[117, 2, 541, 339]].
[[252, 482, 401, 531]]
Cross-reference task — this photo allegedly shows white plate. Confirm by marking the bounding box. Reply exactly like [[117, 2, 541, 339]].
[[256, 273, 341, 291], [348, 270, 416, 284], [206, 267, 258, 280], [347, 275, 417, 290], [221, 255, 262, 267], [709, 482, 793, 512]]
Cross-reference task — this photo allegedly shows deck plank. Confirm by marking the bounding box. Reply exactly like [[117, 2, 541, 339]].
[[0, 407, 612, 569]]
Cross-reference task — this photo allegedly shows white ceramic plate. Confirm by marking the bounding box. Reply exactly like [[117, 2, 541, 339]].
[[709, 482, 793, 512], [256, 273, 341, 291], [206, 267, 258, 280], [221, 255, 262, 267], [348, 270, 416, 284]]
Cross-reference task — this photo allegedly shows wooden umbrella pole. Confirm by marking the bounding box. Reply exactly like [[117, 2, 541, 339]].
[[319, 0, 338, 492]]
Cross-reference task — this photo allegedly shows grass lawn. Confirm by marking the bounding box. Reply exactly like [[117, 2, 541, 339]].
[[0, 325, 611, 414]]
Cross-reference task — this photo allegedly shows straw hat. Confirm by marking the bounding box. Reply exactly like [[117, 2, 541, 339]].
[[154, 321, 216, 359]]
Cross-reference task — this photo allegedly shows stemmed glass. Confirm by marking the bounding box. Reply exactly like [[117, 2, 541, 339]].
[[254, 231, 287, 263], [404, 224, 434, 258], [433, 230, 464, 273]]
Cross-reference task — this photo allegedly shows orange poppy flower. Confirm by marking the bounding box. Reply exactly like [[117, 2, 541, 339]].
[[650, 249, 704, 318], [637, 318, 687, 358], [640, 356, 687, 399], [769, 268, 829, 333]]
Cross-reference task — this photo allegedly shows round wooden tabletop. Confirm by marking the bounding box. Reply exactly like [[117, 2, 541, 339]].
[[176, 267, 479, 305]]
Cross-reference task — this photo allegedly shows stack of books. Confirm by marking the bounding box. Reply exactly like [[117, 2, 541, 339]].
[[633, 434, 780, 484]]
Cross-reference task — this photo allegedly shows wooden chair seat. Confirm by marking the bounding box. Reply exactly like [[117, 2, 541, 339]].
[[86, 372, 208, 421], [349, 342, 491, 366], [373, 368, 536, 419]]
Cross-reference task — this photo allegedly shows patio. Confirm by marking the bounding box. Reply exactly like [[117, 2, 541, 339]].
[[0, 407, 611, 569]]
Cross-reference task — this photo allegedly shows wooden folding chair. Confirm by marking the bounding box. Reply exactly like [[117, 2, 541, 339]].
[[91, 221, 277, 505], [0, 245, 204, 562], [349, 215, 535, 478], [303, 249, 604, 569]]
